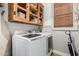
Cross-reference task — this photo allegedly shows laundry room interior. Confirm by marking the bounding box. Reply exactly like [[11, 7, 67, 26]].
[[0, 3, 79, 56]]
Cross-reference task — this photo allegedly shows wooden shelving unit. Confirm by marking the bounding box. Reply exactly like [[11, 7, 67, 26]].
[[38, 3, 44, 25], [17, 5, 26, 12], [8, 3, 44, 26], [30, 3, 37, 12], [30, 12, 38, 17]]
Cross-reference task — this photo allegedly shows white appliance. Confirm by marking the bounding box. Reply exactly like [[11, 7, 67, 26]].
[[12, 31, 48, 56], [42, 26, 53, 56]]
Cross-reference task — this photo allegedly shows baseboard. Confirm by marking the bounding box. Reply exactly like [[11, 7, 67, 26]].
[[53, 50, 70, 56]]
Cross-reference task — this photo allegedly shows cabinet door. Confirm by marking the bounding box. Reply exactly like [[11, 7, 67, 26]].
[[8, 3, 43, 26], [54, 3, 73, 27], [8, 3, 17, 21], [8, 3, 27, 23]]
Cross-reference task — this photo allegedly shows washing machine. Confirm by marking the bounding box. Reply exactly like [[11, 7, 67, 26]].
[[12, 31, 48, 56]]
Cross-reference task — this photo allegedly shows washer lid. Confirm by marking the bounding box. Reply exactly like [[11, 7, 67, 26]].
[[22, 34, 41, 38]]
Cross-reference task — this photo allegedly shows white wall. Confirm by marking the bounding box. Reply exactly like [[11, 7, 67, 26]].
[[43, 3, 79, 56], [43, 3, 52, 27], [0, 8, 11, 55]]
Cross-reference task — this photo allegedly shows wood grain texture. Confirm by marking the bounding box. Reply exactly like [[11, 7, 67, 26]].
[[54, 13, 73, 27], [8, 3, 43, 26], [54, 3, 73, 27], [8, 3, 14, 21], [54, 4, 73, 16]]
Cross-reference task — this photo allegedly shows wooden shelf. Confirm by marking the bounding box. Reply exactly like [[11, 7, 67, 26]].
[[30, 4, 37, 12], [39, 3, 44, 8], [40, 12, 43, 14], [17, 5, 26, 12], [39, 16, 43, 19], [30, 12, 38, 17], [18, 3, 27, 9], [8, 3, 43, 26], [16, 16, 26, 20]]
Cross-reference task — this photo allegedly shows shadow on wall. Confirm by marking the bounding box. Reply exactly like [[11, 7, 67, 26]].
[[0, 11, 12, 56], [4, 39, 12, 56], [48, 36, 53, 50]]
